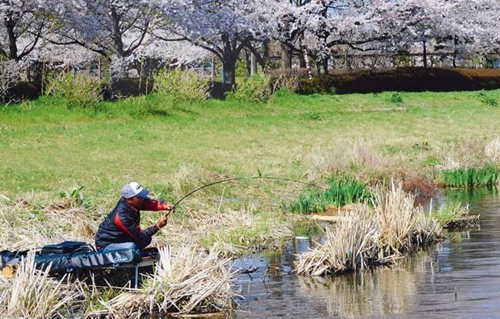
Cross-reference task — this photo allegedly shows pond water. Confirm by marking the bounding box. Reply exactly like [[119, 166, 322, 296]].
[[229, 189, 500, 319]]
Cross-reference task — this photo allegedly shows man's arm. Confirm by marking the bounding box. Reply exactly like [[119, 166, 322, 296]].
[[141, 198, 175, 212]]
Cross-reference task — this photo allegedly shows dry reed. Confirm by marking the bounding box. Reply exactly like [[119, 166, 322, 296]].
[[144, 244, 237, 314], [485, 137, 500, 163], [295, 180, 443, 276], [295, 206, 384, 276], [374, 180, 442, 255], [85, 244, 238, 318], [0, 251, 82, 318]]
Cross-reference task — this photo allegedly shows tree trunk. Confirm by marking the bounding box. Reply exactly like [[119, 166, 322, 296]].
[[281, 43, 292, 69], [110, 8, 125, 58], [244, 49, 251, 76], [222, 59, 236, 85], [5, 18, 18, 60], [422, 37, 427, 68], [318, 58, 328, 75], [453, 36, 458, 68], [251, 53, 257, 76], [221, 33, 238, 85]]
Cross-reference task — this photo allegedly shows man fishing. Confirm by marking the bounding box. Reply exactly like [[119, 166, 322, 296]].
[[95, 182, 174, 252]]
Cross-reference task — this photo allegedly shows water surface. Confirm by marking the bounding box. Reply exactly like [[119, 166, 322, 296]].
[[230, 189, 500, 319]]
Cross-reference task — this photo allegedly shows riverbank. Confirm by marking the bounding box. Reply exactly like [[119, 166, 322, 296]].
[[1, 89, 499, 317], [1, 89, 500, 251]]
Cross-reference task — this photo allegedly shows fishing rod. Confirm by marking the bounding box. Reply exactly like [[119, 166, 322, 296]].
[[171, 175, 322, 209]]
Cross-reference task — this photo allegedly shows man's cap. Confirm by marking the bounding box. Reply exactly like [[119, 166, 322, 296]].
[[122, 182, 150, 199]]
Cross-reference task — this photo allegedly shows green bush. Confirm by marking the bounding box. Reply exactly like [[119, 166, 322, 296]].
[[44, 73, 102, 109], [154, 69, 209, 104], [390, 92, 404, 104], [226, 73, 271, 103], [283, 175, 373, 214], [478, 91, 498, 106]]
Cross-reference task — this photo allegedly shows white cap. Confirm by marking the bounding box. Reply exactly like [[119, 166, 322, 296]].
[[122, 182, 150, 199]]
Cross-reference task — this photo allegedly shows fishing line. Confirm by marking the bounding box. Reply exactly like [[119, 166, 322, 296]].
[[172, 175, 322, 208]]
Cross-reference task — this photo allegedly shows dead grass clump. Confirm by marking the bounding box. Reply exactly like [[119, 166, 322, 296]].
[[99, 244, 237, 317], [0, 251, 81, 318], [295, 207, 385, 276], [485, 137, 500, 163], [295, 181, 443, 276], [352, 140, 383, 170], [147, 244, 236, 314], [0, 195, 98, 251], [450, 136, 489, 166], [374, 181, 442, 255]]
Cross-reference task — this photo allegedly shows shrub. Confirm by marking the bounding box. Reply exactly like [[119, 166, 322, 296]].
[[154, 69, 209, 104], [270, 72, 300, 93], [44, 73, 102, 109], [390, 92, 404, 104], [226, 72, 271, 103], [478, 90, 498, 106], [0, 61, 22, 104]]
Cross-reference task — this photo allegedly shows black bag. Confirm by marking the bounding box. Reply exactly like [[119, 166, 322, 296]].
[[40, 241, 93, 255], [1, 250, 27, 269]]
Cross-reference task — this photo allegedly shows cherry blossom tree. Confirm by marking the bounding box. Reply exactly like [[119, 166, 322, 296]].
[[51, 0, 153, 60], [3, 0, 499, 87], [152, 0, 277, 85], [275, 0, 499, 71], [0, 0, 50, 61]]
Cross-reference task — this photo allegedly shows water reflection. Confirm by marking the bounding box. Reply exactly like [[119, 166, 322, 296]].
[[297, 252, 437, 318], [231, 189, 500, 319]]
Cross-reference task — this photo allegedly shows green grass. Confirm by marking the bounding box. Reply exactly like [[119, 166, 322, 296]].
[[283, 175, 372, 214], [438, 165, 500, 188], [432, 199, 470, 227], [1, 89, 500, 208]]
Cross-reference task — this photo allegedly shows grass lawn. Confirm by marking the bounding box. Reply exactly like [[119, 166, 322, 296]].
[[1, 89, 499, 250]]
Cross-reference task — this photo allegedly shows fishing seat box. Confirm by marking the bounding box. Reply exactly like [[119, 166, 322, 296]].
[[70, 248, 142, 269], [35, 241, 142, 273]]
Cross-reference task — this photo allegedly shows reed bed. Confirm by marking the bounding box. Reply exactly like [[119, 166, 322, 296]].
[[144, 244, 237, 314], [374, 181, 442, 255], [295, 181, 443, 276], [83, 244, 238, 318], [295, 207, 382, 275], [0, 251, 82, 318]]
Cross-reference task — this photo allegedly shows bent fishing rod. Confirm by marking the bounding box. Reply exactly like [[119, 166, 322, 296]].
[[169, 175, 322, 210]]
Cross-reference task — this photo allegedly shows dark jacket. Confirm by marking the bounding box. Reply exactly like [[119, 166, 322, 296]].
[[95, 197, 168, 250]]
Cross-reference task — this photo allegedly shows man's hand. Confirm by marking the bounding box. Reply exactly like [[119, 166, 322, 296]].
[[157, 215, 168, 229], [163, 202, 175, 214]]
